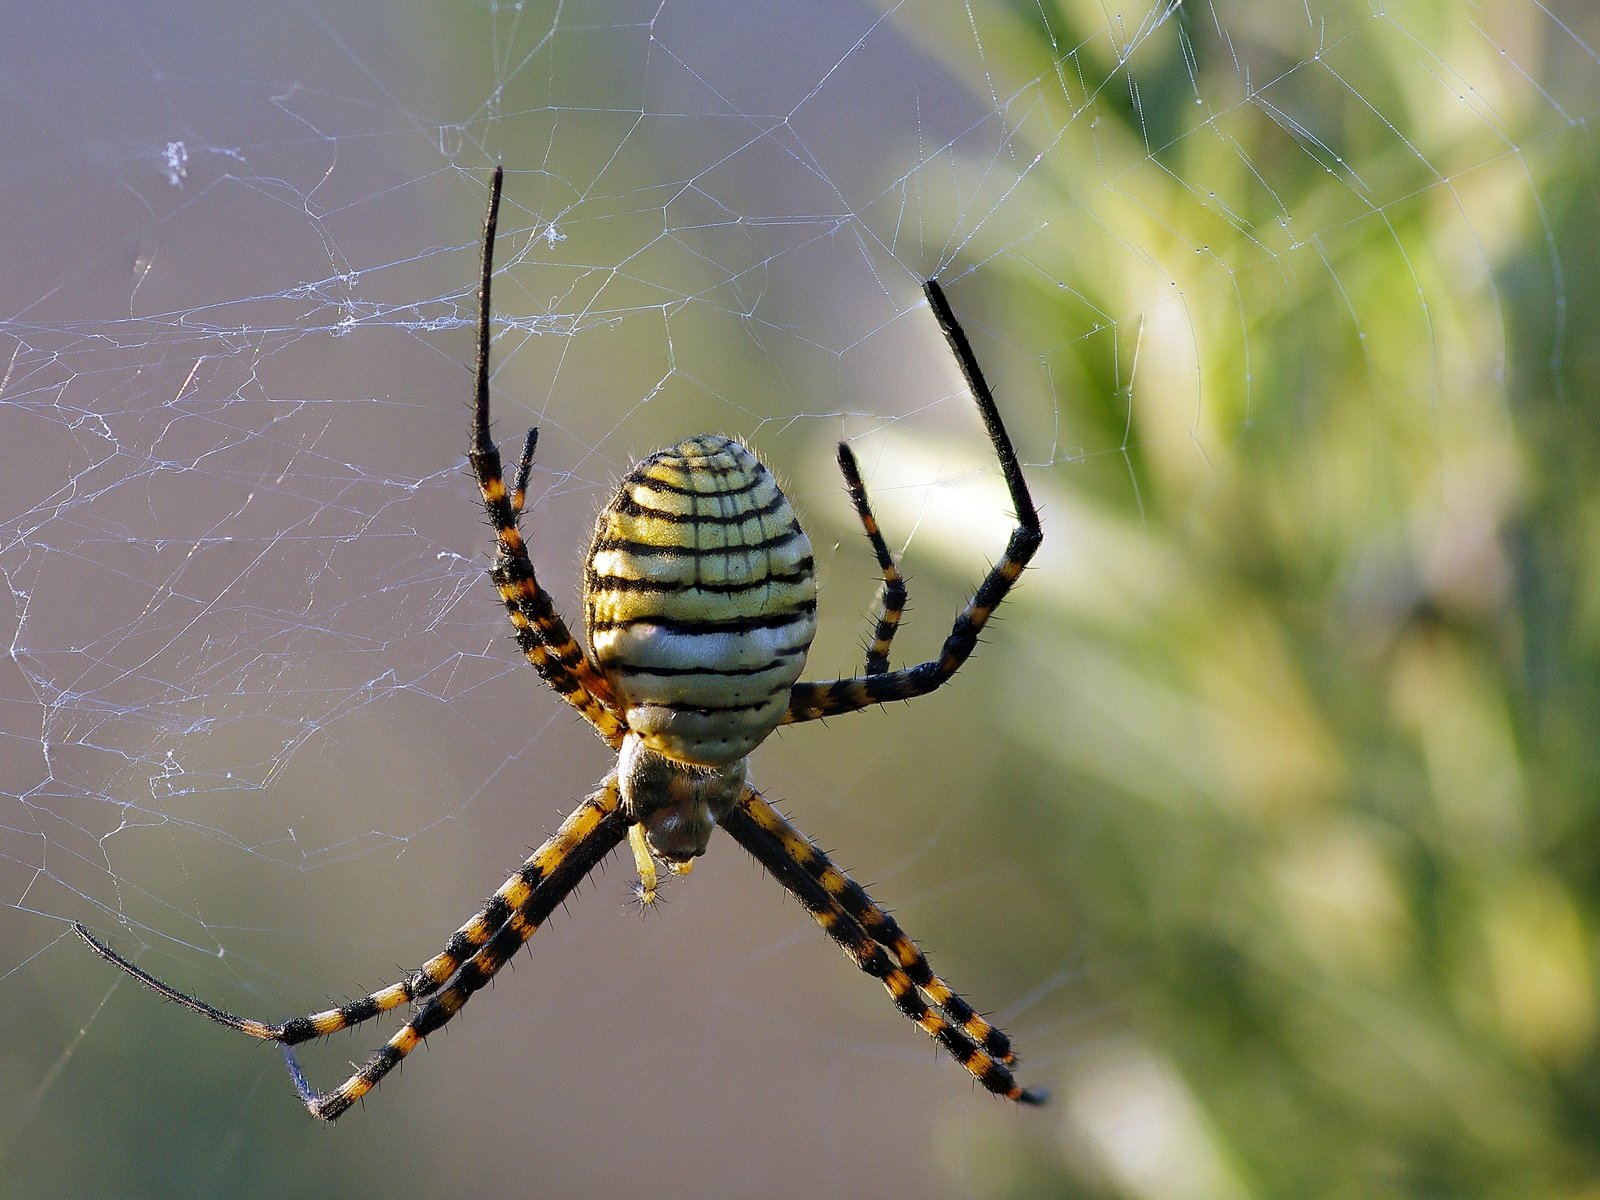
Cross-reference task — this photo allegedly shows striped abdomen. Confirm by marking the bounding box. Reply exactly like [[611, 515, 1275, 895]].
[[585, 435, 816, 766]]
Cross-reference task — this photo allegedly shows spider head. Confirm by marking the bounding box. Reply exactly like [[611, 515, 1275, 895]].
[[618, 732, 748, 866]]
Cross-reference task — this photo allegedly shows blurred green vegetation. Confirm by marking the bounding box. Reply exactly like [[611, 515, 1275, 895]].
[[899, 2, 1600, 1196]]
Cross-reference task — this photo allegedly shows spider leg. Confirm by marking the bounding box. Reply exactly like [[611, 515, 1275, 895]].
[[289, 777, 628, 1120], [468, 165, 626, 747], [834, 443, 907, 676], [75, 922, 283, 1042], [721, 787, 1045, 1104], [75, 779, 619, 1049], [784, 279, 1041, 724], [79, 777, 629, 1121], [735, 785, 1016, 1062]]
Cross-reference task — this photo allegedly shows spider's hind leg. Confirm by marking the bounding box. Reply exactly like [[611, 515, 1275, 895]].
[[510, 425, 539, 516], [783, 279, 1042, 726], [835, 442, 907, 676], [468, 166, 625, 747]]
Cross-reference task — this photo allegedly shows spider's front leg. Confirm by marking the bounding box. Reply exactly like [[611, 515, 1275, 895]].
[[77, 778, 631, 1121], [722, 787, 1046, 1104], [287, 779, 630, 1120]]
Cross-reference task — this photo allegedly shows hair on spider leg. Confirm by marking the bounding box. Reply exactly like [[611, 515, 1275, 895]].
[[510, 426, 539, 511]]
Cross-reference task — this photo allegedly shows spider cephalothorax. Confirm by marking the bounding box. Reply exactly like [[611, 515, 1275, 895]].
[[78, 165, 1046, 1120]]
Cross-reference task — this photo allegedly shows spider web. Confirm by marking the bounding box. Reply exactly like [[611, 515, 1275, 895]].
[[2, 1, 1596, 1196]]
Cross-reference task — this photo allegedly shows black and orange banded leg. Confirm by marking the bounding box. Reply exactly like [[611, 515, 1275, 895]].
[[289, 780, 629, 1119], [722, 788, 1045, 1104], [835, 443, 907, 676], [735, 787, 1016, 1064], [784, 278, 1041, 724], [77, 779, 631, 1121], [469, 164, 625, 748], [77, 834, 547, 1047]]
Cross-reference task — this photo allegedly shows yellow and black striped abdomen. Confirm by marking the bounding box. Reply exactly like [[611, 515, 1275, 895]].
[[585, 435, 816, 766]]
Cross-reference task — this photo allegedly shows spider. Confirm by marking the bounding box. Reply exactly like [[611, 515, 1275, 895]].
[[76, 165, 1046, 1121]]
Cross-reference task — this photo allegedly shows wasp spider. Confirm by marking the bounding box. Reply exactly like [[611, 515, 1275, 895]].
[[77, 166, 1046, 1120]]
